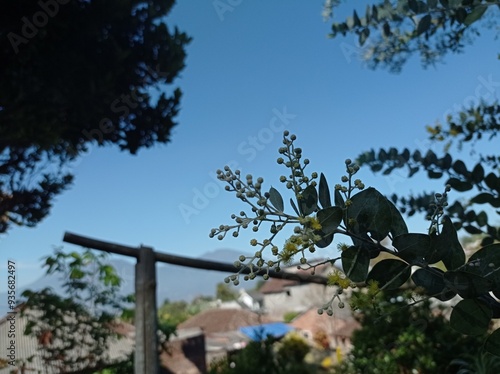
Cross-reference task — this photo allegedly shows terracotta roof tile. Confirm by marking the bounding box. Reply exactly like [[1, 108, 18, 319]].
[[178, 308, 270, 334]]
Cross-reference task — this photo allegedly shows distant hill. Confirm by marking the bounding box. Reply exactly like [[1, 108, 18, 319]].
[[0, 248, 251, 316]]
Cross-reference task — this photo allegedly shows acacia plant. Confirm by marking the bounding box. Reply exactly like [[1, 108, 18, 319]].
[[211, 131, 500, 357]]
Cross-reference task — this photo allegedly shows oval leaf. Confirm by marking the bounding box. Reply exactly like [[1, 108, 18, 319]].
[[484, 328, 500, 357], [467, 243, 500, 287], [299, 185, 318, 216], [346, 187, 392, 241], [367, 259, 411, 290], [464, 4, 487, 26], [444, 271, 492, 298], [341, 246, 370, 283], [412, 267, 456, 301], [269, 187, 284, 212], [393, 233, 430, 266], [416, 14, 431, 35], [429, 215, 465, 270], [450, 299, 492, 336]]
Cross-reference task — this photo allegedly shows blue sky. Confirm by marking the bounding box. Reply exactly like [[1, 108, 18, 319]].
[[1, 1, 499, 292]]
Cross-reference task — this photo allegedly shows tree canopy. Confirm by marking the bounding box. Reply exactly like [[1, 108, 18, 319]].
[[0, 0, 190, 234]]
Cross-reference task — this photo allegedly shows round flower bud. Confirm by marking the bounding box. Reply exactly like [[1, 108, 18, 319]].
[[280, 175, 287, 182], [234, 261, 241, 268], [277, 157, 284, 164], [300, 257, 307, 264], [317, 309, 324, 315], [290, 134, 296, 140], [327, 309, 333, 316], [263, 274, 269, 280], [233, 280, 240, 286], [224, 165, 230, 171], [232, 232, 238, 237], [224, 277, 230, 283], [284, 130, 289, 136], [345, 158, 352, 165], [338, 302, 345, 309], [217, 235, 223, 240]]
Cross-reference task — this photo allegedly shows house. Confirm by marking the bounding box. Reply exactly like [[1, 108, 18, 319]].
[[257, 260, 337, 320], [178, 307, 273, 367], [290, 307, 359, 354]]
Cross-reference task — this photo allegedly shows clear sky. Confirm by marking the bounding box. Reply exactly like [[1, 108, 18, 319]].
[[1, 1, 499, 291]]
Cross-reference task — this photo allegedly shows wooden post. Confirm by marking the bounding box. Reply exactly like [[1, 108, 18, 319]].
[[135, 246, 159, 374]]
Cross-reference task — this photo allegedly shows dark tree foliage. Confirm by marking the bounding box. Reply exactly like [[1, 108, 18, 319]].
[[323, 0, 499, 72], [0, 0, 190, 234]]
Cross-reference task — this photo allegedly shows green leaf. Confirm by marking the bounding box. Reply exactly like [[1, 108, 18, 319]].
[[290, 198, 300, 216], [334, 189, 345, 209], [484, 329, 500, 356], [318, 173, 332, 209], [429, 216, 465, 269], [446, 177, 473, 192], [346, 187, 393, 241], [269, 187, 284, 212], [464, 4, 488, 26], [471, 192, 495, 205], [416, 14, 431, 35], [341, 246, 371, 283], [452, 159, 468, 174], [393, 233, 430, 265], [315, 206, 343, 248], [467, 243, 500, 288], [367, 259, 411, 290], [388, 199, 408, 237], [472, 163, 485, 183], [412, 267, 456, 301], [444, 271, 492, 298], [450, 299, 492, 336], [299, 185, 318, 216], [316, 206, 343, 235]]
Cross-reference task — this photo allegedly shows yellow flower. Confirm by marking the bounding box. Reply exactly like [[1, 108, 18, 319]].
[[309, 217, 322, 231], [328, 270, 351, 289]]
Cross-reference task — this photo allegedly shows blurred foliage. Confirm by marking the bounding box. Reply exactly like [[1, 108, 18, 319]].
[[323, 0, 499, 72], [208, 333, 312, 374], [20, 248, 134, 373], [334, 289, 487, 374], [216, 282, 239, 301]]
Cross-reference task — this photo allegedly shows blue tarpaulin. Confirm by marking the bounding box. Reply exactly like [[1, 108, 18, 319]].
[[240, 322, 294, 341]]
